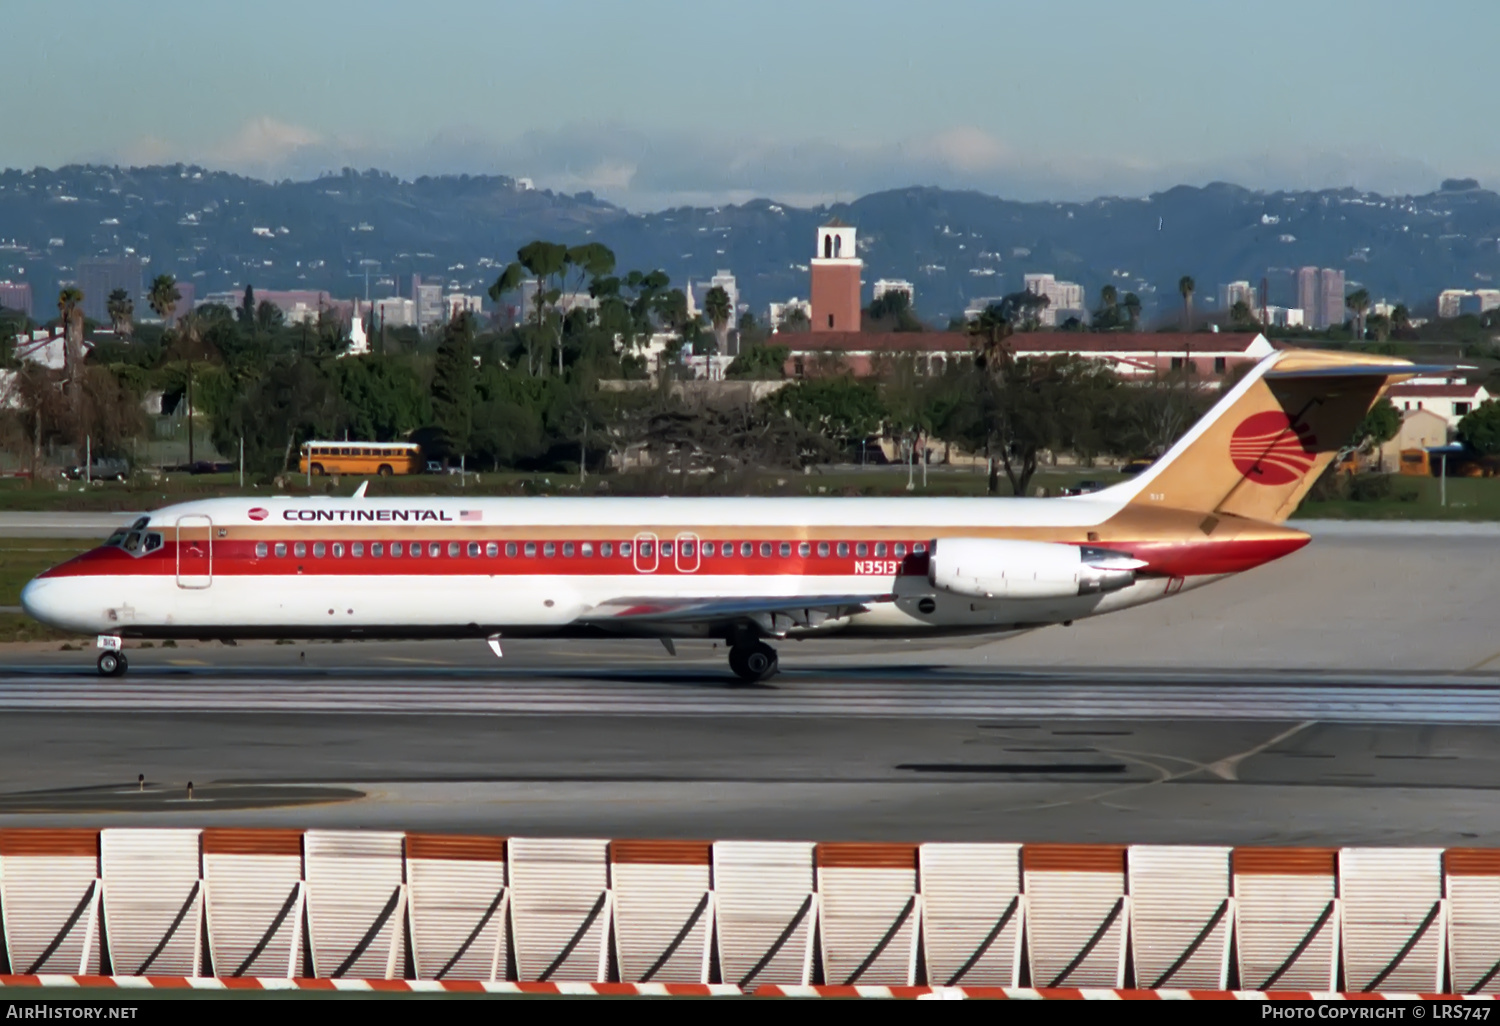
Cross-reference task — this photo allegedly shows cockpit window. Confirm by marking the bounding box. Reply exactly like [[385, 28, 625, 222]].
[[144, 533, 162, 552], [131, 517, 150, 531], [123, 532, 143, 552], [105, 530, 128, 547]]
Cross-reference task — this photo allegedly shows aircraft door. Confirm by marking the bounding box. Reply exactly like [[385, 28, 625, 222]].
[[675, 532, 700, 573], [633, 532, 658, 573], [175, 515, 213, 589]]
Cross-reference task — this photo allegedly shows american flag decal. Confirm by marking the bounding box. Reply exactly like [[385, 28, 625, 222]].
[[459, 510, 483, 522]]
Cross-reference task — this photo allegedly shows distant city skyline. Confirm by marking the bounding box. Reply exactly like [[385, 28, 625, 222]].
[[3, 0, 1496, 211]]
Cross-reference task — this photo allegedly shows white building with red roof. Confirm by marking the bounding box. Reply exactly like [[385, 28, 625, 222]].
[[1385, 378, 1491, 428]]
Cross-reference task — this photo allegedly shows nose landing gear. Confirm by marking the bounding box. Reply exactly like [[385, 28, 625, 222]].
[[728, 640, 778, 683], [97, 651, 128, 677]]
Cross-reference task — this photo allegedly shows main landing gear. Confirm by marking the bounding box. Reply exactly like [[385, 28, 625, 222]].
[[728, 640, 778, 683], [97, 651, 128, 677]]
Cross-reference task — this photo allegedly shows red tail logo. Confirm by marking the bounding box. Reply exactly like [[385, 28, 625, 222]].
[[1230, 411, 1317, 485], [248, 507, 269, 521]]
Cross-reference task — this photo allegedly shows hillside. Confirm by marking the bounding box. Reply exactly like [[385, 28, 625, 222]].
[[1, 165, 1498, 323]]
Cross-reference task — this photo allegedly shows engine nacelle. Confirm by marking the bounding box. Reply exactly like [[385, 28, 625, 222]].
[[928, 538, 1144, 600]]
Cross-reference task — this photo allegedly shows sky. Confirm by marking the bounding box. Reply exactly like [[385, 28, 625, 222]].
[[3, 0, 1497, 211]]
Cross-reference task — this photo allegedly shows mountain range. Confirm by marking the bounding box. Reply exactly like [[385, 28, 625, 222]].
[[1, 165, 1498, 324]]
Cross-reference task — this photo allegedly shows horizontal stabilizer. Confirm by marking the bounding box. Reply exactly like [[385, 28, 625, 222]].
[[1264, 362, 1452, 379]]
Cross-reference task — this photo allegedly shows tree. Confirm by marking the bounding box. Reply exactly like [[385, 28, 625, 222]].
[[766, 377, 887, 451], [1178, 276, 1195, 331], [1229, 300, 1257, 329], [429, 311, 476, 460], [166, 310, 219, 466], [1458, 400, 1500, 457], [106, 288, 134, 338], [1122, 292, 1142, 330], [56, 287, 85, 396], [1346, 288, 1370, 339], [703, 286, 732, 356], [255, 300, 285, 333], [1092, 284, 1119, 330], [726, 343, 790, 380], [1351, 397, 1399, 457], [148, 274, 181, 326], [967, 303, 1014, 376], [238, 285, 256, 326], [778, 305, 810, 333]]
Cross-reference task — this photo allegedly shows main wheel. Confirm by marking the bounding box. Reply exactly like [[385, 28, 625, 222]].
[[729, 641, 778, 682], [97, 651, 127, 677]]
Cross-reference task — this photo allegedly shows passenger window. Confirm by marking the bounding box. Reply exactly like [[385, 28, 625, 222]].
[[410, 543, 422, 559], [779, 542, 791, 557], [563, 542, 574, 557], [468, 542, 480, 557], [639, 541, 653, 557], [914, 542, 927, 554], [506, 542, 517, 557], [817, 542, 829, 557], [797, 542, 810, 557], [758, 542, 771, 557], [581, 542, 593, 557], [662, 542, 673, 557], [313, 543, 326, 558], [524, 542, 536, 556], [837, 542, 849, 557], [741, 542, 753, 558], [874, 543, 886, 557], [294, 542, 306, 558], [856, 543, 868, 557], [429, 543, 441, 557], [352, 543, 364, 557], [620, 542, 632, 557], [256, 542, 269, 558], [448, 542, 461, 558], [372, 543, 383, 557], [681, 541, 694, 557], [332, 543, 345, 558], [391, 542, 403, 557], [486, 542, 499, 557], [894, 543, 906, 557], [600, 542, 612, 557], [543, 542, 555, 557], [702, 542, 714, 557]]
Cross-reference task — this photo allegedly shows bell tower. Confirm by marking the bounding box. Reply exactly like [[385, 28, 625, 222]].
[[810, 217, 861, 332]]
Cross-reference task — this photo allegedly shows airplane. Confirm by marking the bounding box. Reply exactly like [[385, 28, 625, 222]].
[[21, 348, 1426, 682]]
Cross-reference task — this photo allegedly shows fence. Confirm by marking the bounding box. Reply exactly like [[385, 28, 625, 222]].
[[0, 829, 1492, 992]]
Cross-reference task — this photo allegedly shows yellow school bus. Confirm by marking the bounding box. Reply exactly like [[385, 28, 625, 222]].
[[299, 441, 423, 476]]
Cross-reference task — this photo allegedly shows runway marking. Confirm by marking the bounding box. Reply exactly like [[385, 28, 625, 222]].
[[1206, 721, 1315, 781], [376, 657, 457, 666], [1465, 649, 1500, 672], [0, 676, 1496, 723], [166, 659, 211, 666]]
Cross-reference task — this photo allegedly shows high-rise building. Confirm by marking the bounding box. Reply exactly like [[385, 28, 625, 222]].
[[810, 218, 862, 332], [873, 279, 915, 304], [76, 256, 143, 323], [0, 281, 33, 318], [1218, 281, 1255, 313], [1319, 268, 1346, 329], [1296, 267, 1319, 326], [1023, 273, 1086, 326], [412, 274, 445, 329]]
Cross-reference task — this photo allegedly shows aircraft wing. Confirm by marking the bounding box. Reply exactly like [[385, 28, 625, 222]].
[[581, 593, 894, 628]]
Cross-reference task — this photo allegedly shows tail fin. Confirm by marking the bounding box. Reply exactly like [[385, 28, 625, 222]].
[[1107, 348, 1435, 524]]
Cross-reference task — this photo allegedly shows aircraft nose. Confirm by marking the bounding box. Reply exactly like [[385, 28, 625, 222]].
[[21, 576, 72, 630]]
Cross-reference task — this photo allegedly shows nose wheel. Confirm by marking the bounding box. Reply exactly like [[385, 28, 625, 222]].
[[97, 651, 128, 677], [728, 641, 778, 682]]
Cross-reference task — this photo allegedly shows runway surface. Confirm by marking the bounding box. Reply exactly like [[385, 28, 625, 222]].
[[0, 522, 1498, 846]]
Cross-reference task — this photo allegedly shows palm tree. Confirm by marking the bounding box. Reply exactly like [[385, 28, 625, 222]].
[[167, 310, 213, 466], [1391, 303, 1412, 333], [1346, 288, 1370, 339], [148, 274, 181, 327], [106, 288, 134, 338], [1178, 276, 1195, 331], [56, 286, 84, 395], [967, 304, 1014, 377], [703, 286, 732, 355]]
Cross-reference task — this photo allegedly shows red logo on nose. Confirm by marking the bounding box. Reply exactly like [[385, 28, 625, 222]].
[[1230, 411, 1317, 485], [248, 507, 269, 521]]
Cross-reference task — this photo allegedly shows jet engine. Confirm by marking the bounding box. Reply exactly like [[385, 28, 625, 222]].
[[928, 538, 1146, 600]]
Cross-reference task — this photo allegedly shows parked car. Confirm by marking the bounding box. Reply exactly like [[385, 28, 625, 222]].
[[425, 460, 444, 474], [62, 458, 129, 482], [1119, 457, 1154, 476], [1060, 480, 1106, 496]]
